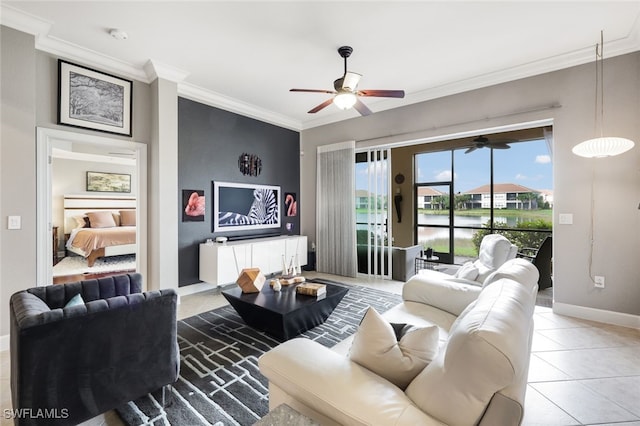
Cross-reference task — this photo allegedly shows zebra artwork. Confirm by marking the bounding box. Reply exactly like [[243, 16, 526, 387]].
[[216, 184, 280, 231]]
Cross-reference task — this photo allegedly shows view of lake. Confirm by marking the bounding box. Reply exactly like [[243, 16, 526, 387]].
[[357, 212, 530, 243]]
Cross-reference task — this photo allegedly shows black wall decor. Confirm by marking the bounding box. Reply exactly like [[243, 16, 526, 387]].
[[238, 153, 262, 176], [177, 97, 300, 287]]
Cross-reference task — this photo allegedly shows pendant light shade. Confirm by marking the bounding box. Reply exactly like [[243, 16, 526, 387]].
[[572, 137, 635, 158], [572, 31, 635, 158]]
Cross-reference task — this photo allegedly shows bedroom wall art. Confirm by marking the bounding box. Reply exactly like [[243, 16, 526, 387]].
[[182, 189, 205, 222], [86, 171, 131, 193], [58, 59, 133, 136]]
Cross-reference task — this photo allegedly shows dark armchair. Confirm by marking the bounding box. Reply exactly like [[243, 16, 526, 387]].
[[10, 273, 179, 426], [518, 236, 553, 290]]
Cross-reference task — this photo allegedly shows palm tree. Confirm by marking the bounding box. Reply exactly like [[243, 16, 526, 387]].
[[517, 192, 537, 210]]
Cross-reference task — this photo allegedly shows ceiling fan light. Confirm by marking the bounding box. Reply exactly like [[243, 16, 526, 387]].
[[333, 92, 357, 110], [572, 137, 635, 158]]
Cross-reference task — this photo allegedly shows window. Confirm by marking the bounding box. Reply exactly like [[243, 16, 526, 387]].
[[415, 137, 552, 264]]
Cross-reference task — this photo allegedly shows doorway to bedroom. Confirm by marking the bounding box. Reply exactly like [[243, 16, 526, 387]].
[[36, 128, 147, 286]]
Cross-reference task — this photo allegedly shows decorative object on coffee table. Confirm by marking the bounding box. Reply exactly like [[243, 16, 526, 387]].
[[236, 267, 266, 293], [271, 278, 282, 292], [275, 275, 305, 286], [296, 283, 326, 297]]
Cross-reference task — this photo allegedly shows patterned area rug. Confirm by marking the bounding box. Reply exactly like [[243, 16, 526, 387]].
[[116, 280, 402, 425], [52, 254, 136, 277]]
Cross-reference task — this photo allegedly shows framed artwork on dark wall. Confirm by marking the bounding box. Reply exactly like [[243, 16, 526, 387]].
[[58, 59, 133, 136], [285, 192, 297, 217], [183, 190, 205, 222], [212, 181, 280, 233]]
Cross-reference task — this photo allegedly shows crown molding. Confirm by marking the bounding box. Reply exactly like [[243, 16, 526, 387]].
[[178, 82, 302, 131], [144, 59, 190, 83], [37, 35, 150, 82], [0, 4, 52, 37]]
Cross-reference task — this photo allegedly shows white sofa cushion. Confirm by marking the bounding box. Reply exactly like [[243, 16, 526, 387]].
[[403, 272, 482, 316], [405, 277, 537, 425], [454, 261, 479, 280], [482, 257, 540, 288], [474, 234, 517, 281], [349, 307, 439, 390], [259, 338, 443, 426]]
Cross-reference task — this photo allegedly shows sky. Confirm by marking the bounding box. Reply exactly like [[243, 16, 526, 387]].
[[356, 138, 553, 193]]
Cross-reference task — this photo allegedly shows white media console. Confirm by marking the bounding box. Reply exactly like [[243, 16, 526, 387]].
[[199, 235, 308, 286]]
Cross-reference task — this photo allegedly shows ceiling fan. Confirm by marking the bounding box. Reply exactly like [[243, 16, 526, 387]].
[[464, 135, 513, 154], [290, 46, 405, 116]]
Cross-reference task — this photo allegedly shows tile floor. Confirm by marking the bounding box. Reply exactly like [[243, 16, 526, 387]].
[[1, 272, 638, 426]]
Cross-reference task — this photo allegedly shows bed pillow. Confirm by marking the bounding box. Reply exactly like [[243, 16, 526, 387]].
[[86, 211, 117, 228], [119, 210, 136, 226], [73, 215, 90, 229], [349, 307, 439, 389]]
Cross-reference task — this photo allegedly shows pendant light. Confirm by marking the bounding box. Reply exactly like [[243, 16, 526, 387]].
[[572, 31, 634, 158]]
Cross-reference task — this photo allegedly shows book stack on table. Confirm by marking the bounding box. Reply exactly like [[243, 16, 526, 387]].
[[295, 283, 327, 298]]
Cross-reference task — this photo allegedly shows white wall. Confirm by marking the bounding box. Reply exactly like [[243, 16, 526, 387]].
[[301, 52, 640, 320], [0, 27, 36, 337]]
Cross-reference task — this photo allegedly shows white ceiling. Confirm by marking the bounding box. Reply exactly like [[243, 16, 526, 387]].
[[3, 1, 640, 131]]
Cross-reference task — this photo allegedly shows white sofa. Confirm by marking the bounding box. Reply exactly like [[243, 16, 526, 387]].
[[258, 258, 539, 425]]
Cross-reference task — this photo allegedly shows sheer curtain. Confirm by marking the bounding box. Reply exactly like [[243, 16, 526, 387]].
[[316, 141, 357, 277]]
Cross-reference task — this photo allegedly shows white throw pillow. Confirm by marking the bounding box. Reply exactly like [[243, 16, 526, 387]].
[[454, 261, 479, 281], [349, 307, 439, 389]]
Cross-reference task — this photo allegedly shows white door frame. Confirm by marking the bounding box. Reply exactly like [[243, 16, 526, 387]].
[[36, 127, 147, 287]]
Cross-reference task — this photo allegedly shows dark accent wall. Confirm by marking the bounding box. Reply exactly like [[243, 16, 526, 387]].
[[178, 97, 300, 286]]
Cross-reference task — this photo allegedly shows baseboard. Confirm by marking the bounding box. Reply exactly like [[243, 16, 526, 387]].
[[176, 281, 218, 299], [553, 302, 640, 329], [0, 334, 9, 352]]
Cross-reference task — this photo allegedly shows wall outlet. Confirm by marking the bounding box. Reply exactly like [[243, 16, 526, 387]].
[[594, 276, 605, 288]]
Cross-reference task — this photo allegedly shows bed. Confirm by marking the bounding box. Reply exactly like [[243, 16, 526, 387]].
[[63, 195, 137, 267]]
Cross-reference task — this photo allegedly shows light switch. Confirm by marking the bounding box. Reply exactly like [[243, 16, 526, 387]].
[[558, 213, 573, 225], [8, 215, 21, 230]]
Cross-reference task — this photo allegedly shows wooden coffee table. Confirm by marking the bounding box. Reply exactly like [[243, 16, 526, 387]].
[[221, 280, 348, 340]]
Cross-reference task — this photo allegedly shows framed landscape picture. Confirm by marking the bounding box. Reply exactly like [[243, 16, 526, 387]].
[[86, 171, 131, 193], [58, 59, 133, 136]]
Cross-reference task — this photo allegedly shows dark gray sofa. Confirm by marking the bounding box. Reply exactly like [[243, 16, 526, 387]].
[[10, 273, 179, 426]]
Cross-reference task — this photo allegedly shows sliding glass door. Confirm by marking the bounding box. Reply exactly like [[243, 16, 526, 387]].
[[355, 149, 392, 278]]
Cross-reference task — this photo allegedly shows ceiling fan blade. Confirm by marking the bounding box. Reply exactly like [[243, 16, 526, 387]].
[[465, 146, 478, 154], [308, 98, 334, 114], [358, 89, 405, 98], [290, 89, 336, 94], [342, 72, 362, 91], [491, 143, 511, 149], [353, 99, 372, 116]]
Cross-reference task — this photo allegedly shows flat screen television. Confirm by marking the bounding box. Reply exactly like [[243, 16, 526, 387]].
[[212, 181, 281, 233]]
